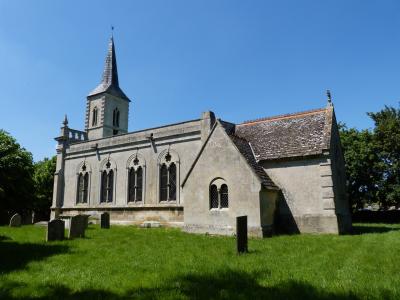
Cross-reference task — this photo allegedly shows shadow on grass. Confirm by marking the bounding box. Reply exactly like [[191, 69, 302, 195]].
[[0, 241, 69, 274], [0, 270, 368, 300], [0, 235, 11, 241], [352, 224, 400, 235]]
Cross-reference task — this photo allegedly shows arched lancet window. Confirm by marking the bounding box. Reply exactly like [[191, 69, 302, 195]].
[[101, 171, 108, 203], [107, 170, 114, 202], [136, 167, 143, 201], [92, 107, 98, 126], [209, 179, 229, 209], [220, 184, 228, 208], [210, 184, 218, 209], [76, 163, 90, 204], [128, 166, 143, 202], [113, 108, 120, 127], [100, 159, 115, 203], [128, 168, 135, 202], [169, 163, 176, 200], [159, 164, 168, 201]]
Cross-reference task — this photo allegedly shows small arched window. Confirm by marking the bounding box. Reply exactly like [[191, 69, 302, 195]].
[[76, 164, 89, 204], [209, 180, 229, 209], [92, 107, 98, 126]]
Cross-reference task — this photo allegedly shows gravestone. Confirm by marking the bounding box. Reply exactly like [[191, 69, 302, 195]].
[[9, 213, 21, 227], [82, 215, 89, 229], [46, 219, 65, 241], [100, 212, 110, 229], [236, 216, 248, 254], [68, 215, 86, 238], [22, 211, 33, 225]]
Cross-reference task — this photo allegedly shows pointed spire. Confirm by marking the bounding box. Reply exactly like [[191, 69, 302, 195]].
[[88, 35, 129, 101], [101, 36, 119, 87]]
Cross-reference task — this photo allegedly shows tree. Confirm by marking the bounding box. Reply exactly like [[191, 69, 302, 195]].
[[33, 156, 56, 221], [339, 104, 400, 211], [0, 130, 34, 224], [368, 105, 400, 209], [339, 124, 380, 210]]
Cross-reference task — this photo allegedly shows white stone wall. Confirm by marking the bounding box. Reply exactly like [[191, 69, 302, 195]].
[[86, 94, 129, 139], [262, 156, 343, 234], [59, 119, 201, 224], [102, 95, 129, 136], [182, 124, 276, 237], [86, 96, 104, 140]]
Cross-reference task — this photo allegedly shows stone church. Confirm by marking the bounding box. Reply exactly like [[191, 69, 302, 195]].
[[51, 37, 352, 236]]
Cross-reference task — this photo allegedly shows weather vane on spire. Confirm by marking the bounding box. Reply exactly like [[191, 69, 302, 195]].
[[111, 25, 114, 37]]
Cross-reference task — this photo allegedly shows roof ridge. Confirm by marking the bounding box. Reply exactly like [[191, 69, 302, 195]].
[[239, 107, 327, 126]]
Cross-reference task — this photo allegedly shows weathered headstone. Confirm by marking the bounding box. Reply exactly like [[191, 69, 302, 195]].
[[82, 215, 89, 229], [100, 212, 110, 229], [46, 219, 65, 241], [22, 211, 33, 225], [68, 215, 86, 238], [9, 213, 21, 227], [236, 216, 248, 254]]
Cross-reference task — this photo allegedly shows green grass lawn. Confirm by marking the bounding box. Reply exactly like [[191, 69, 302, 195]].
[[0, 224, 399, 300]]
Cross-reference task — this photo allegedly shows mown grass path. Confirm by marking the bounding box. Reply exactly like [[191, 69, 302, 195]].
[[0, 224, 399, 299]]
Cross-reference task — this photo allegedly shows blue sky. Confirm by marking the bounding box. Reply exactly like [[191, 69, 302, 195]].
[[0, 0, 399, 161]]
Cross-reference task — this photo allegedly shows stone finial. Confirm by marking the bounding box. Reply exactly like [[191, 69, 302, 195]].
[[326, 90, 332, 105], [63, 115, 69, 127]]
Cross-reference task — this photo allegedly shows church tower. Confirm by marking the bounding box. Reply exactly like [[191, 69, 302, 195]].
[[85, 36, 130, 140]]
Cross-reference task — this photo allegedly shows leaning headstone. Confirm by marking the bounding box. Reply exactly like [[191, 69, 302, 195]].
[[236, 216, 248, 254], [68, 215, 85, 238], [9, 214, 21, 227], [46, 219, 65, 241], [100, 212, 110, 229]]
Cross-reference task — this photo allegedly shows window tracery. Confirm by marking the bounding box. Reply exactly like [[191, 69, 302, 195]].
[[126, 152, 146, 204], [158, 148, 179, 202], [76, 162, 90, 204], [100, 157, 116, 203]]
